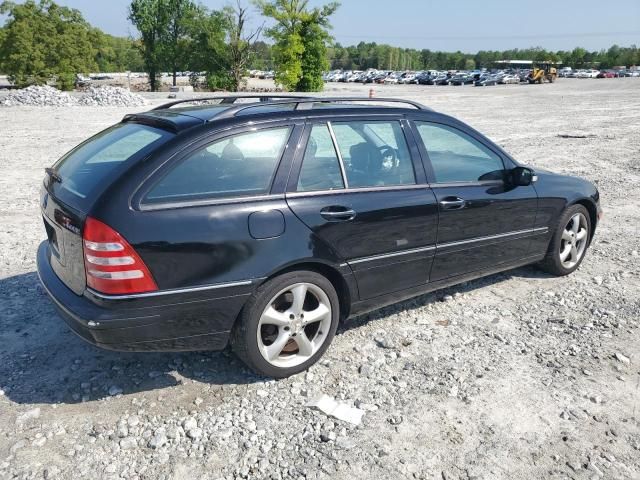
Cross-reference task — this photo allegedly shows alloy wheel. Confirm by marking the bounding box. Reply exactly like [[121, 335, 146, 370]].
[[256, 282, 332, 368], [559, 212, 588, 269]]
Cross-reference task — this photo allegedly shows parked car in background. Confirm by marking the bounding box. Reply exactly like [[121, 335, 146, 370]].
[[502, 74, 520, 84], [474, 74, 499, 86], [449, 73, 474, 86], [435, 73, 453, 85]]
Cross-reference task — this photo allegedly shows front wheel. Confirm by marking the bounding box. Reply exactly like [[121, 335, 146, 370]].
[[538, 205, 591, 276], [231, 271, 340, 378]]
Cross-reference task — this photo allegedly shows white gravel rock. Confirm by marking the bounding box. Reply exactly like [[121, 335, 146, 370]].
[[78, 86, 146, 107], [1, 85, 77, 107]]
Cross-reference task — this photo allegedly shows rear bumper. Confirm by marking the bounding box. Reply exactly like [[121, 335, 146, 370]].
[[37, 241, 253, 351]]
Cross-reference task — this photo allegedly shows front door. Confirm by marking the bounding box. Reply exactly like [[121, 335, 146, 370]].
[[286, 118, 439, 300], [412, 120, 539, 281]]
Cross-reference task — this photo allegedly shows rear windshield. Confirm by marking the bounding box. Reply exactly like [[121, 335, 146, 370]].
[[54, 123, 173, 201]]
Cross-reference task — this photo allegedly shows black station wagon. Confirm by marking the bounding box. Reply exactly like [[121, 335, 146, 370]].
[[37, 96, 602, 377]]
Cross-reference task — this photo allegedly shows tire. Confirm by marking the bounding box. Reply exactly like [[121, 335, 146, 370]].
[[538, 204, 591, 276], [231, 270, 340, 378]]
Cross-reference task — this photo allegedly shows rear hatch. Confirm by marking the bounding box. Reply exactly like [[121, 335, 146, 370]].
[[41, 122, 175, 295]]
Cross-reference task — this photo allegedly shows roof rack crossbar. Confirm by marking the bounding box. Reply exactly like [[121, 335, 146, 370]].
[[212, 97, 430, 120], [152, 95, 311, 111]]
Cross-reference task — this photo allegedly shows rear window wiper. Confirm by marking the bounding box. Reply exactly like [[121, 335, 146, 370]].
[[45, 167, 63, 184]]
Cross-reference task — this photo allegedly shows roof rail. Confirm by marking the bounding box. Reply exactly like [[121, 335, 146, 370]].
[[212, 97, 430, 120], [152, 95, 311, 111]]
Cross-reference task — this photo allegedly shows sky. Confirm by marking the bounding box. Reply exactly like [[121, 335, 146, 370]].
[[2, 0, 639, 52]]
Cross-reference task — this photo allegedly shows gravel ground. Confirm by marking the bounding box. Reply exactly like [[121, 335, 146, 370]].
[[0, 79, 639, 480]]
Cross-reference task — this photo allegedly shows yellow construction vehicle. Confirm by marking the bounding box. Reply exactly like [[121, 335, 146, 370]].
[[528, 62, 558, 84]]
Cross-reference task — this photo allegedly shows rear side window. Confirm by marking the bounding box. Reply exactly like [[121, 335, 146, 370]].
[[145, 127, 291, 203], [297, 125, 344, 192], [55, 123, 173, 199], [331, 121, 416, 188], [415, 122, 504, 183]]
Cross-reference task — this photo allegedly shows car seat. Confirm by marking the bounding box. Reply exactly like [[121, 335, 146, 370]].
[[349, 142, 383, 187]]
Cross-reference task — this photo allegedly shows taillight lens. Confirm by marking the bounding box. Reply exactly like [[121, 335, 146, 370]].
[[82, 217, 158, 295]]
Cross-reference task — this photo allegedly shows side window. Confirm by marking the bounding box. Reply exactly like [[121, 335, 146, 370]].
[[331, 121, 416, 188], [145, 127, 290, 203], [415, 122, 504, 183], [297, 125, 345, 192]]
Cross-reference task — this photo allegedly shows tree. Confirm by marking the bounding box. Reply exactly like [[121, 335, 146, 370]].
[[226, 1, 263, 91], [92, 29, 145, 72], [185, 8, 233, 90], [164, 0, 198, 86], [296, 14, 330, 90], [128, 0, 168, 91], [0, 0, 98, 89], [256, 0, 338, 91]]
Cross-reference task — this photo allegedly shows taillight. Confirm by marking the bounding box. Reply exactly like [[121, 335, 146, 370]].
[[82, 217, 158, 295]]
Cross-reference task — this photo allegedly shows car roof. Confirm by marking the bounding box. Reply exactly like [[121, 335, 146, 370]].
[[122, 96, 433, 134]]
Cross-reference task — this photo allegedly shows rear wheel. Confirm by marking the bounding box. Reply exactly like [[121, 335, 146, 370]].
[[539, 205, 591, 276], [231, 271, 340, 378]]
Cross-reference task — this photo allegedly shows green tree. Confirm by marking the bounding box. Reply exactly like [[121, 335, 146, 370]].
[[185, 8, 233, 90], [296, 9, 333, 91], [256, 0, 338, 91], [92, 30, 145, 72], [163, 0, 199, 86], [0, 0, 98, 89], [128, 0, 168, 91]]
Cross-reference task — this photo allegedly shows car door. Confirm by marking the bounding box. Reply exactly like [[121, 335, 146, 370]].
[[411, 118, 539, 282], [285, 116, 439, 300]]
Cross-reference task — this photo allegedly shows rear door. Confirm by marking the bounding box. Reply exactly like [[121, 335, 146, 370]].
[[410, 119, 539, 281], [286, 116, 439, 300]]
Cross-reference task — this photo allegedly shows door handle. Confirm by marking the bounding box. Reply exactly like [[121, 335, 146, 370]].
[[320, 206, 357, 221], [439, 197, 466, 210]]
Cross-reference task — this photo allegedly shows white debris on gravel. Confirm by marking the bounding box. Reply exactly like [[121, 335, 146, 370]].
[[306, 393, 366, 425], [0, 85, 78, 107], [77, 86, 146, 107]]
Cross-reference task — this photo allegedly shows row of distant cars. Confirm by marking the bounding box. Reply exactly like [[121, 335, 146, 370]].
[[558, 68, 639, 78], [325, 69, 532, 86], [324, 68, 639, 86]]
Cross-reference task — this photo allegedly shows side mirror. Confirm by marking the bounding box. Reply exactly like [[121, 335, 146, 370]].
[[510, 167, 535, 186]]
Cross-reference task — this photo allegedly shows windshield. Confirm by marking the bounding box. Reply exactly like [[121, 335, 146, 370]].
[[53, 123, 173, 201]]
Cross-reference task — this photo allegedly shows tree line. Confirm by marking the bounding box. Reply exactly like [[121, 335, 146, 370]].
[[0, 0, 637, 92], [329, 43, 640, 72]]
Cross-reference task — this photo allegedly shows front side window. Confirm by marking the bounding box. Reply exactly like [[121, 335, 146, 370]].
[[331, 121, 416, 188], [415, 122, 504, 183], [297, 125, 345, 192], [145, 127, 291, 203]]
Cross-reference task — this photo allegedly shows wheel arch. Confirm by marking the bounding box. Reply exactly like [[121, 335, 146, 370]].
[[259, 261, 353, 321], [571, 198, 598, 243]]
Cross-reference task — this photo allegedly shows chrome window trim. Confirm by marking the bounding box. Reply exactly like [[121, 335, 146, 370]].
[[326, 121, 349, 189], [87, 279, 254, 300], [139, 194, 286, 211], [286, 184, 427, 199], [429, 180, 504, 188]]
